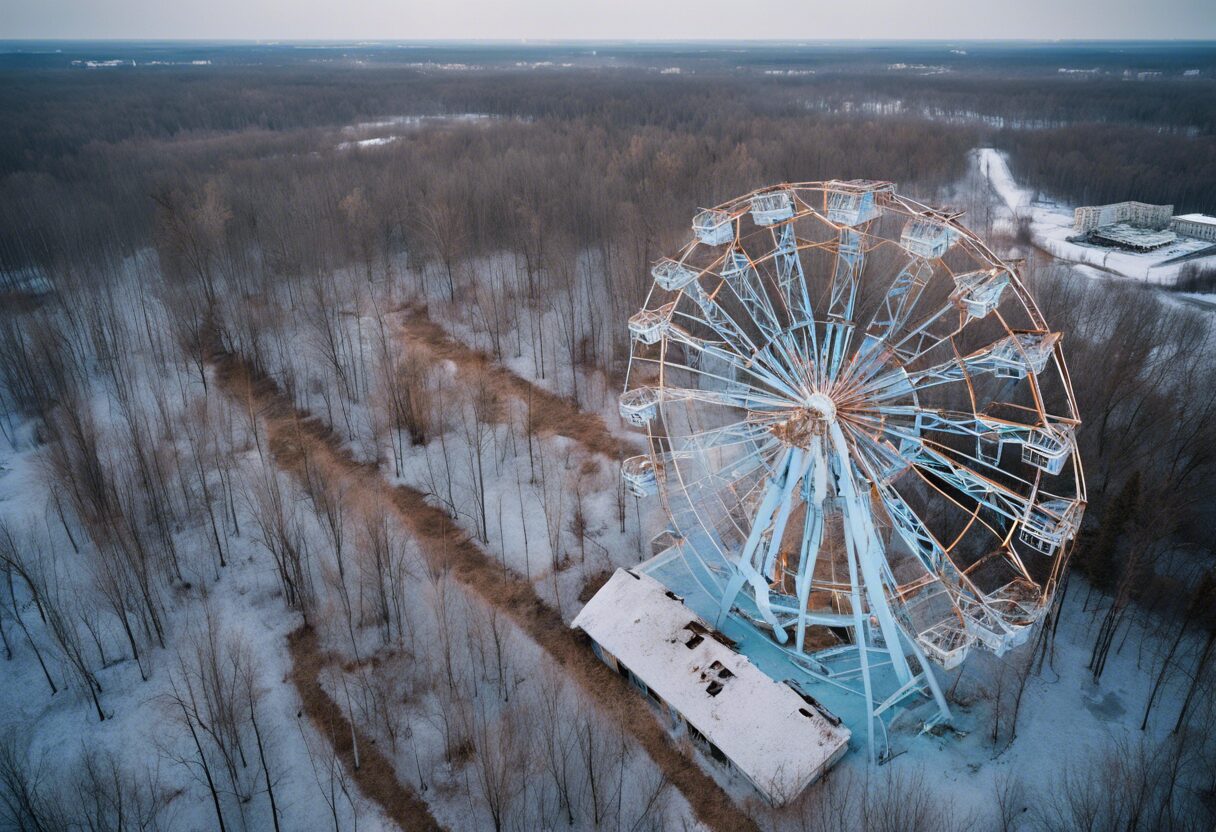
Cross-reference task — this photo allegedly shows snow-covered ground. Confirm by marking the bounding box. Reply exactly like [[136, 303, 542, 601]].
[[4, 179, 1212, 828], [375, 250, 1213, 828], [0, 253, 698, 831], [0, 399, 392, 832], [336, 114, 518, 152], [337, 136, 400, 151], [976, 147, 1216, 285]]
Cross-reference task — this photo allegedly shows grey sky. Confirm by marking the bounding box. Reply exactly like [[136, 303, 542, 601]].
[[3, 0, 1215, 41]]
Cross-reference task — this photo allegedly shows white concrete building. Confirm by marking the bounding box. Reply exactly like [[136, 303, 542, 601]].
[[1073, 201, 1173, 232], [1170, 214, 1216, 243], [571, 569, 851, 805]]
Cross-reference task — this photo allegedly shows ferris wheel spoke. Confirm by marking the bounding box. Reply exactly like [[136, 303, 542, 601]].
[[768, 224, 824, 383], [663, 323, 804, 402], [838, 426, 973, 586], [819, 227, 866, 381], [678, 301, 812, 397], [684, 437, 784, 495], [885, 431, 1037, 503], [680, 283, 764, 356], [773, 224, 818, 331], [675, 282, 807, 398], [677, 268, 817, 396], [824, 228, 865, 322], [674, 418, 777, 453], [721, 247, 786, 343], [875, 301, 964, 369], [854, 257, 933, 360], [861, 265, 1013, 374], [742, 334, 814, 396], [657, 376, 791, 411], [874, 479, 961, 582], [857, 330, 1060, 404], [839, 421, 914, 485], [630, 352, 791, 409], [897, 436, 1036, 527], [875, 405, 1033, 439]]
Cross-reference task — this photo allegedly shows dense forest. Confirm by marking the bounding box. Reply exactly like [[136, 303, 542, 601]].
[[1, 42, 1215, 831], [3, 44, 1216, 275]]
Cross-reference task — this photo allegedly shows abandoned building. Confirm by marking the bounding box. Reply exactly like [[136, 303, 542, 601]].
[[571, 569, 851, 806], [1073, 200, 1173, 232], [1170, 213, 1216, 243]]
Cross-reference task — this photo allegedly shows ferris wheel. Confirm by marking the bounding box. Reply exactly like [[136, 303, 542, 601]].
[[619, 180, 1086, 757]]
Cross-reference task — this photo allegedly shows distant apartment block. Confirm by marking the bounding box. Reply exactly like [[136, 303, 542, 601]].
[[1170, 214, 1216, 243], [1073, 201, 1173, 232]]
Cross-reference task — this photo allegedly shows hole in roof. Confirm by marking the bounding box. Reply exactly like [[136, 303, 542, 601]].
[[707, 680, 724, 697], [685, 633, 704, 650]]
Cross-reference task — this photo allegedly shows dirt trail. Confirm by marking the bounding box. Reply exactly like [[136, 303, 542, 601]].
[[287, 628, 446, 832], [398, 307, 643, 461], [213, 352, 761, 832]]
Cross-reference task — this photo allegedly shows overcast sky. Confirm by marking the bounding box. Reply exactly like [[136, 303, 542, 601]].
[[3, 0, 1215, 41]]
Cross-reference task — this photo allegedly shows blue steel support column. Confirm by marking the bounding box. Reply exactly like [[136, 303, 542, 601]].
[[715, 447, 792, 630], [842, 494, 878, 763], [829, 421, 913, 686], [793, 438, 828, 653]]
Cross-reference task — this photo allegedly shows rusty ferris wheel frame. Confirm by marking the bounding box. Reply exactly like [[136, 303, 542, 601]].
[[619, 180, 1087, 761]]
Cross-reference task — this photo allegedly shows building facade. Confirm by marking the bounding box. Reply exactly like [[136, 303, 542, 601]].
[[1073, 201, 1174, 232], [1170, 214, 1216, 243]]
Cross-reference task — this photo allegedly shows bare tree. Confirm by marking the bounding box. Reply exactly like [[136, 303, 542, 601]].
[[468, 697, 533, 832], [245, 465, 316, 625], [0, 730, 68, 832]]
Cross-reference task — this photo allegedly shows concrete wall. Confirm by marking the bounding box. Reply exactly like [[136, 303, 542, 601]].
[[1073, 201, 1174, 232], [1170, 217, 1216, 243]]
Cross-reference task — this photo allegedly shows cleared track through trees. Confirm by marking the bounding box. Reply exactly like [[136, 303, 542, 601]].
[[287, 627, 447, 832], [211, 347, 761, 832], [398, 305, 644, 460]]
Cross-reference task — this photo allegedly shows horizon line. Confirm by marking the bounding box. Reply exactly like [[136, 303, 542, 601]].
[[3, 37, 1216, 45]]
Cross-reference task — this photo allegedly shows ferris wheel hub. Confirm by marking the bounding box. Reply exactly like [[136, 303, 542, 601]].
[[804, 392, 837, 422]]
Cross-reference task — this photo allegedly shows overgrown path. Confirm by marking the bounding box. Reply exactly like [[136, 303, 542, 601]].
[[287, 627, 446, 832], [398, 306, 644, 461], [212, 351, 761, 832]]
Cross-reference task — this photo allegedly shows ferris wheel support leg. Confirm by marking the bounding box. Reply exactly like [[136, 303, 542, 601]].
[[762, 448, 811, 580], [715, 449, 792, 627], [903, 629, 953, 724], [715, 571, 748, 629], [743, 561, 789, 643], [794, 441, 829, 654], [793, 506, 824, 654], [830, 424, 914, 686], [843, 508, 879, 764]]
